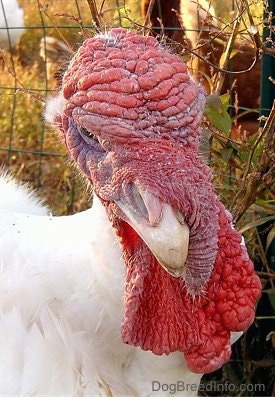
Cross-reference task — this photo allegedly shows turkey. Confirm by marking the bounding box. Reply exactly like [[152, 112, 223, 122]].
[[141, 0, 218, 51], [39, 35, 71, 86], [0, 28, 261, 396], [0, 0, 24, 50], [141, 0, 261, 113]]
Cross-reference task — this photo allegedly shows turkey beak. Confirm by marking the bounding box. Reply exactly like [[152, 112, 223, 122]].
[[115, 189, 189, 277]]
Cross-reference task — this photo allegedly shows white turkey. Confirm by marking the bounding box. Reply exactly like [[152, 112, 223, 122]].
[[0, 0, 24, 50], [141, 0, 218, 49], [141, 0, 261, 113], [39, 35, 71, 85], [0, 28, 261, 396]]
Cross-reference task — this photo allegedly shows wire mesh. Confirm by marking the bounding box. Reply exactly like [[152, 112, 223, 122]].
[[0, 0, 97, 214], [1, 0, 270, 214], [0, 0, 274, 395]]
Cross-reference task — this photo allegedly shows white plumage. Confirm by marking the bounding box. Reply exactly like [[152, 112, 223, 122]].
[[0, 0, 24, 50], [0, 28, 260, 396], [0, 172, 202, 396]]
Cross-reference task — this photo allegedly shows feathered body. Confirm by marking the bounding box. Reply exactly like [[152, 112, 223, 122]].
[[1, 177, 202, 396], [0, 0, 24, 50], [0, 29, 261, 396]]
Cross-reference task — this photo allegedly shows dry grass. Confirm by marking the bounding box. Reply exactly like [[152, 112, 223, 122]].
[[1, 0, 96, 214], [0, 0, 274, 395], [1, 0, 267, 214], [0, 0, 144, 213]]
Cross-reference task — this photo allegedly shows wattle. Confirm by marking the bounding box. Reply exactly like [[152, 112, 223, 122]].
[[116, 206, 261, 374]]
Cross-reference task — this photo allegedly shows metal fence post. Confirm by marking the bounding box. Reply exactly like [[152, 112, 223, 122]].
[[260, 0, 275, 270]]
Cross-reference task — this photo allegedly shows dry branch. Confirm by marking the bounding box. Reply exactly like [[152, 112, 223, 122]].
[[86, 0, 102, 28], [230, 100, 275, 222]]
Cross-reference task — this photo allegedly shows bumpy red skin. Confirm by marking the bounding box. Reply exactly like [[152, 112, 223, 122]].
[[58, 28, 262, 373], [120, 210, 260, 373]]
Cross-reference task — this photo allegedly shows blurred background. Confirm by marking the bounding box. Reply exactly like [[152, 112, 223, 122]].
[[0, 0, 274, 395]]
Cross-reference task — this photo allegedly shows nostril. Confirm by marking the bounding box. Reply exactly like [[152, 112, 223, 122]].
[[120, 183, 161, 225], [132, 185, 149, 220], [173, 207, 186, 226]]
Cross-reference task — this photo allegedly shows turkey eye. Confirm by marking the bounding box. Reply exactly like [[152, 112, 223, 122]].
[[80, 127, 99, 142]]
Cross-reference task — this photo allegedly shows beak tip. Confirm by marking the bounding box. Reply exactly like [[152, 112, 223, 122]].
[[158, 259, 186, 278]]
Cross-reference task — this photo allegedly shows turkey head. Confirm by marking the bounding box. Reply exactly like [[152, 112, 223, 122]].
[[49, 28, 261, 374]]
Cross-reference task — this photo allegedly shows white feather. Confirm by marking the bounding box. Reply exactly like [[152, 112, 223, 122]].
[[0, 172, 204, 396], [0, 169, 48, 215], [0, 0, 24, 50], [44, 92, 67, 124]]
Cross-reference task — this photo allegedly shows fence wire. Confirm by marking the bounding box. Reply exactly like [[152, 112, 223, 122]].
[[0, 1, 274, 395]]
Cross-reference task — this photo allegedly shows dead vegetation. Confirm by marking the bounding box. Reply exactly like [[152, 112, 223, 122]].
[[0, 1, 274, 394]]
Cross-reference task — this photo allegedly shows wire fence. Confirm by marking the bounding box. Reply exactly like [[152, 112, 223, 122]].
[[1, 0, 272, 213], [0, 0, 274, 395], [0, 0, 92, 213]]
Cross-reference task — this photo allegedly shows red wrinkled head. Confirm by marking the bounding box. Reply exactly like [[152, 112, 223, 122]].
[[54, 28, 261, 373]]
